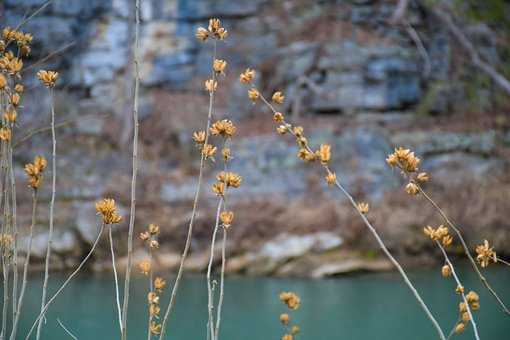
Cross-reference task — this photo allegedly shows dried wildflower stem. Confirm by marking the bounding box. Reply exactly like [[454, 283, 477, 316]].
[[416, 184, 510, 316], [214, 228, 227, 340], [108, 226, 123, 331], [120, 0, 141, 338], [258, 94, 446, 340], [36, 87, 57, 340], [146, 248, 154, 340], [9, 139, 18, 324], [56, 319, 78, 340], [446, 317, 461, 340], [436, 241, 480, 340], [158, 41, 219, 340], [1, 141, 11, 340], [10, 191, 37, 340], [24, 224, 105, 340], [207, 199, 223, 340], [497, 258, 510, 267]]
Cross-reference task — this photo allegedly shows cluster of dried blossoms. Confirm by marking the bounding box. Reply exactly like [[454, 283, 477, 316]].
[[423, 225, 453, 247], [195, 18, 228, 42], [279, 292, 301, 340], [475, 240, 497, 268], [454, 291, 480, 334], [386, 147, 429, 195], [95, 198, 123, 225], [138, 223, 166, 336], [24, 156, 47, 189]]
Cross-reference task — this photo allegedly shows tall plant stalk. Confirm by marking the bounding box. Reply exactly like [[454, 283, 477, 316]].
[[109, 226, 123, 331], [10, 190, 38, 340], [214, 228, 227, 340], [206, 200, 223, 340], [120, 0, 141, 338], [256, 93, 447, 340], [158, 40, 219, 340], [36, 87, 57, 340]]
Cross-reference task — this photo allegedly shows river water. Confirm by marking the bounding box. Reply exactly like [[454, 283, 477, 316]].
[[5, 262, 510, 339]]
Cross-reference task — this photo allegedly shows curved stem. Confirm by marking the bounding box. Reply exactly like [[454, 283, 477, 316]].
[[416, 184, 510, 316], [257, 92, 446, 340], [436, 241, 480, 340], [158, 40, 218, 340], [56, 318, 78, 340], [109, 226, 123, 331], [214, 228, 227, 340], [10, 138, 18, 325], [36, 87, 57, 340], [24, 224, 105, 340], [10, 191, 38, 340], [120, 0, 141, 338]]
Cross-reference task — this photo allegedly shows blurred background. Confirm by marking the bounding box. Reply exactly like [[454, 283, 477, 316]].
[[2, 0, 510, 339]]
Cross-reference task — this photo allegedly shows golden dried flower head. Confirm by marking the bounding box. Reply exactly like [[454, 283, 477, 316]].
[[281, 335, 293, 340], [387, 147, 420, 173], [149, 304, 161, 317], [273, 112, 284, 123], [461, 312, 470, 322], [276, 125, 288, 135], [222, 147, 231, 162], [2, 28, 15, 41], [37, 70, 58, 87], [466, 291, 479, 304], [212, 181, 226, 196], [248, 88, 259, 102], [291, 325, 300, 335], [213, 59, 227, 74], [139, 260, 151, 275], [220, 210, 234, 228], [405, 182, 419, 195], [442, 234, 453, 247], [95, 198, 122, 225], [441, 264, 451, 278], [154, 277, 166, 291], [14, 84, 23, 93], [456, 285, 464, 295], [239, 68, 255, 84], [0, 233, 13, 248], [10, 93, 20, 106], [150, 322, 162, 335], [475, 240, 496, 268], [292, 126, 304, 137], [319, 144, 331, 164], [0, 74, 6, 89], [150, 240, 160, 249], [454, 323, 465, 334], [201, 144, 217, 160], [279, 313, 290, 325], [193, 130, 206, 145], [217, 171, 242, 188], [148, 291, 159, 304], [325, 171, 336, 185], [24, 155, 47, 189], [205, 79, 218, 93], [0, 127, 12, 141], [416, 172, 429, 183], [148, 223, 160, 235], [4, 106, 17, 123], [423, 225, 449, 241], [210, 119, 236, 138], [357, 202, 369, 214], [471, 301, 480, 311], [297, 148, 316, 162], [195, 27, 209, 41], [139, 231, 150, 242], [208, 18, 228, 39], [459, 302, 467, 313], [272, 91, 285, 104], [279, 291, 300, 310], [297, 136, 308, 148], [8, 58, 23, 74]]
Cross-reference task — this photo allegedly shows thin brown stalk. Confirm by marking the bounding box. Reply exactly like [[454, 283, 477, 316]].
[[436, 241, 480, 340], [158, 40, 219, 340], [258, 93, 446, 340], [497, 257, 510, 267], [109, 226, 123, 331], [8, 135, 18, 326], [36, 87, 57, 340], [416, 184, 510, 316], [24, 223, 105, 340], [146, 248, 154, 340], [10, 190, 38, 340], [207, 199, 223, 340], [120, 0, 141, 338], [1, 140, 12, 340]]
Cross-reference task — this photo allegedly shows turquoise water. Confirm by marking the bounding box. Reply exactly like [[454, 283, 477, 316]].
[[5, 262, 510, 339]]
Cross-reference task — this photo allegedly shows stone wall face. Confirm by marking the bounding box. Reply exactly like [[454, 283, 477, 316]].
[[2, 0, 509, 274]]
